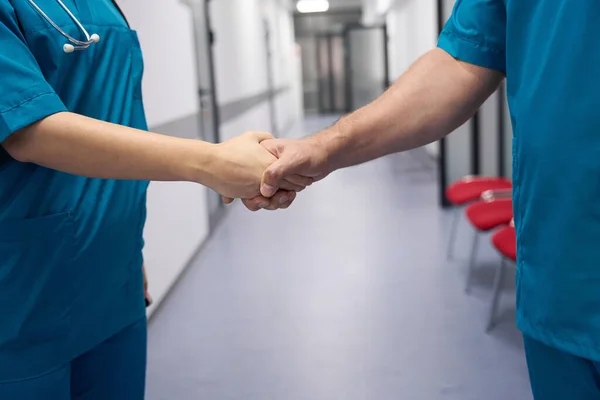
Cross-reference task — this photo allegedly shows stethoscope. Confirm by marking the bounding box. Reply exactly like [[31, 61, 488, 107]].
[[27, 0, 100, 53]]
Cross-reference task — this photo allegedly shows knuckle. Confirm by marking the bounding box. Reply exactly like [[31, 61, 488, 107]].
[[264, 168, 278, 183]]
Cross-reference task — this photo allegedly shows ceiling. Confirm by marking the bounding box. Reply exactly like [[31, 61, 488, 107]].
[[328, 0, 363, 10], [291, 0, 363, 12]]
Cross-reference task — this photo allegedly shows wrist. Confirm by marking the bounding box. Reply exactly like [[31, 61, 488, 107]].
[[181, 140, 219, 186], [308, 120, 349, 173]]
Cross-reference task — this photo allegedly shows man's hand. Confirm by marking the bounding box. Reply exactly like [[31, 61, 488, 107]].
[[260, 137, 330, 197]]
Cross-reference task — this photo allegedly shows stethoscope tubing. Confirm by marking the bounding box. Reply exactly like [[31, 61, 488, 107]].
[[27, 0, 99, 51]]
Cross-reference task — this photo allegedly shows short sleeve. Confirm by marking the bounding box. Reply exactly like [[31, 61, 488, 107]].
[[437, 0, 507, 72], [0, 3, 66, 143]]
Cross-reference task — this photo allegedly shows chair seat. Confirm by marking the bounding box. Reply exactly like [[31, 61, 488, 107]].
[[466, 198, 513, 231], [491, 225, 517, 261], [446, 177, 512, 205]]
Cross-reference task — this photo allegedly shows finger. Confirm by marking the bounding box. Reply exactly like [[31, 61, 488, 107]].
[[247, 131, 274, 143], [312, 172, 328, 183], [279, 180, 306, 193], [261, 156, 301, 197], [261, 138, 281, 157], [279, 192, 297, 210], [222, 196, 235, 205], [242, 196, 272, 212], [286, 174, 313, 188], [264, 191, 295, 211]]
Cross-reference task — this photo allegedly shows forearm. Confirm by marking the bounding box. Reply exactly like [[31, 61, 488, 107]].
[[314, 48, 504, 171], [3, 112, 215, 184]]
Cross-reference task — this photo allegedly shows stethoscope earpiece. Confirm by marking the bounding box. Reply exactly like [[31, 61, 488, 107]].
[[63, 34, 100, 53], [28, 0, 101, 54]]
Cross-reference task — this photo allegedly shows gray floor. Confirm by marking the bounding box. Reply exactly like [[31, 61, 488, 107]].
[[146, 116, 532, 400]]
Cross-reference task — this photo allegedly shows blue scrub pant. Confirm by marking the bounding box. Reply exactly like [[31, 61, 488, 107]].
[[525, 335, 600, 399], [0, 318, 147, 400]]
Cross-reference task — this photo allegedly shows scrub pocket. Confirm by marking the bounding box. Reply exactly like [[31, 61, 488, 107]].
[[0, 212, 77, 354]]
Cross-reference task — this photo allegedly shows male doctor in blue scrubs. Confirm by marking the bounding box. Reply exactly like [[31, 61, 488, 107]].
[[0, 0, 306, 398], [241, 0, 600, 397]]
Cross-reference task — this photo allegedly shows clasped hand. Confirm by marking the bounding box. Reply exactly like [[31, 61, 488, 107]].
[[214, 131, 329, 211]]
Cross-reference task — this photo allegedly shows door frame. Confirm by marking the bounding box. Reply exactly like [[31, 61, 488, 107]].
[[201, 0, 221, 145]]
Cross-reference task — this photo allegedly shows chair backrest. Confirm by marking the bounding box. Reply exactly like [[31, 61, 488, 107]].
[[491, 225, 517, 261]]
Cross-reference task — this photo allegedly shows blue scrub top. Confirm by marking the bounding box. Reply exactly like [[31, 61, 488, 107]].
[[0, 0, 148, 381], [439, 0, 600, 360]]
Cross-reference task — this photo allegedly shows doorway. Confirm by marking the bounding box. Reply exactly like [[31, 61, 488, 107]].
[[303, 24, 389, 114], [316, 33, 346, 114]]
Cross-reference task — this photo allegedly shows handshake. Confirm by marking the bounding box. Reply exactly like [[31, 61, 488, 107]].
[[208, 131, 332, 211]]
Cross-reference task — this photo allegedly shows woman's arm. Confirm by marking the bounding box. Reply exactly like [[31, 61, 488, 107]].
[[2, 112, 280, 198]]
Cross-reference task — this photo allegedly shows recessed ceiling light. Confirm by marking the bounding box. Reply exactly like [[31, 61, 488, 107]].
[[296, 0, 330, 13]]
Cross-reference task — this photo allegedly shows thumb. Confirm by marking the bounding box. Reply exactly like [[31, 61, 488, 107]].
[[261, 153, 301, 197], [247, 131, 274, 143]]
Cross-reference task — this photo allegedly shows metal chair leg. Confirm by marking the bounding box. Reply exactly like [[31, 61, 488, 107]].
[[486, 257, 507, 332], [447, 208, 460, 260], [465, 229, 479, 293]]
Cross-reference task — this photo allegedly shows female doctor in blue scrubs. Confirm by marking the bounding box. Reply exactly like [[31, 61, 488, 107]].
[[0, 0, 302, 398]]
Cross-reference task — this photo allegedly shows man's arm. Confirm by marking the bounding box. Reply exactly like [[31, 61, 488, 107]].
[[258, 49, 504, 198], [314, 48, 503, 170], [2, 111, 285, 199]]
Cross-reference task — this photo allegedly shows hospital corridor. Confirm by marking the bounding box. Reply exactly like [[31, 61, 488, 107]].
[[145, 117, 530, 400], [2, 0, 595, 398]]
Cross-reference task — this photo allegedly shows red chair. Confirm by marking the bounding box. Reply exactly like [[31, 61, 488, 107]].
[[486, 221, 516, 332], [464, 193, 514, 293], [446, 176, 512, 260]]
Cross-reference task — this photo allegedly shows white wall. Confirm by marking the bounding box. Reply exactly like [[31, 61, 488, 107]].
[[211, 0, 301, 136], [211, 0, 270, 104], [120, 0, 300, 314], [119, 0, 210, 316], [385, 0, 438, 157], [119, 0, 199, 127]]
